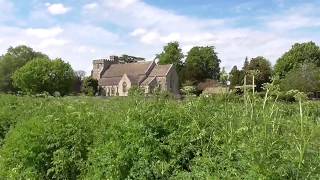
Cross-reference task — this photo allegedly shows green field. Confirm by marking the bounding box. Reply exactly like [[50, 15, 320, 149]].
[[0, 94, 319, 179]]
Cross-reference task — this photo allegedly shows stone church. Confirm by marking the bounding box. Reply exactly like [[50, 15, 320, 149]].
[[92, 55, 180, 96]]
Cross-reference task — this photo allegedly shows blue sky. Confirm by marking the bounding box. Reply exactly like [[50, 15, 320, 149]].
[[0, 0, 319, 73]]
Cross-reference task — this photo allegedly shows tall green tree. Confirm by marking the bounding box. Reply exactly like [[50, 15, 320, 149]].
[[12, 57, 75, 95], [274, 42, 320, 77], [219, 67, 228, 85], [157, 41, 184, 71], [280, 63, 320, 92], [243, 56, 249, 72], [229, 66, 244, 87], [184, 46, 221, 83], [246, 56, 272, 91], [0, 45, 47, 92]]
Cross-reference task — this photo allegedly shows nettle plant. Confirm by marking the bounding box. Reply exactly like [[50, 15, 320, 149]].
[[0, 92, 319, 179]]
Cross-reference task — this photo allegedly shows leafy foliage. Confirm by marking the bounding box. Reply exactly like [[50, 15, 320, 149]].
[[81, 77, 98, 96], [243, 57, 249, 72], [157, 41, 184, 71], [219, 67, 228, 85], [0, 94, 319, 179], [128, 85, 144, 97], [184, 46, 221, 83], [229, 57, 271, 91], [246, 56, 272, 91], [229, 66, 244, 87], [274, 42, 320, 77], [12, 58, 75, 95], [0, 45, 48, 92], [280, 63, 320, 92], [157, 42, 185, 85]]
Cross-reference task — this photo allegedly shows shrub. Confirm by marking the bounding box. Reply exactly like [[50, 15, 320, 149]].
[[180, 86, 198, 96], [128, 86, 144, 97], [81, 77, 98, 96], [12, 58, 75, 96], [0, 99, 94, 179], [280, 63, 320, 93]]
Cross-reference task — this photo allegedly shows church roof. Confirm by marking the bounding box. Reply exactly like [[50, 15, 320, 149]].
[[99, 74, 144, 86], [101, 61, 153, 78], [127, 75, 144, 85], [149, 64, 172, 77], [141, 77, 156, 86], [98, 61, 173, 87], [99, 77, 122, 86]]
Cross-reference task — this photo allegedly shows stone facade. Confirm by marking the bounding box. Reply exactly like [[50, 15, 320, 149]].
[[92, 56, 180, 96]]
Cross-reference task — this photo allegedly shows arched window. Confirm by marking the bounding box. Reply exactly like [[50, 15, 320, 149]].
[[122, 82, 127, 92]]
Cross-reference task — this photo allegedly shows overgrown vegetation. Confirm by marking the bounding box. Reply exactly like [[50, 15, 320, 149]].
[[0, 94, 319, 179]]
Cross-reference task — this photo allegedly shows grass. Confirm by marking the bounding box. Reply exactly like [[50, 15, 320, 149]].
[[0, 94, 319, 179]]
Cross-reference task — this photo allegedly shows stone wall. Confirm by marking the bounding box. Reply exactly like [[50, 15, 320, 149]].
[[92, 59, 117, 80]]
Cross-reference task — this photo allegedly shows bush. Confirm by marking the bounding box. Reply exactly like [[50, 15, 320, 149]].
[[12, 58, 75, 96], [0, 98, 95, 179], [280, 63, 320, 93], [81, 77, 98, 96], [128, 86, 144, 97], [180, 86, 198, 96]]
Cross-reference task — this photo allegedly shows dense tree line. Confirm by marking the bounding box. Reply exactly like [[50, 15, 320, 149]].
[[229, 56, 272, 91], [0, 45, 93, 96], [157, 42, 221, 86], [157, 41, 319, 95], [1, 41, 319, 96]]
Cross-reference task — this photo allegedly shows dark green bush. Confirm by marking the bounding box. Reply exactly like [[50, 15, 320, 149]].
[[81, 77, 98, 96]]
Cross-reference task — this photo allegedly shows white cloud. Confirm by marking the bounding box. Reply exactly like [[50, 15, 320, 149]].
[[83, 2, 98, 10], [160, 33, 181, 43], [0, 24, 120, 73], [90, 0, 320, 70], [25, 27, 63, 38], [47, 3, 71, 15], [38, 38, 69, 48], [266, 14, 320, 31], [140, 31, 160, 44], [261, 4, 320, 31], [76, 46, 96, 53], [130, 28, 147, 36], [1, 0, 320, 73], [105, 0, 139, 9]]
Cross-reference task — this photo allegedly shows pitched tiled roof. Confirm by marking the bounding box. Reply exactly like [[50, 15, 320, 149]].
[[99, 74, 146, 86], [99, 62, 173, 86], [99, 77, 122, 86], [127, 75, 144, 85], [101, 61, 153, 78], [149, 64, 172, 77], [141, 77, 156, 86]]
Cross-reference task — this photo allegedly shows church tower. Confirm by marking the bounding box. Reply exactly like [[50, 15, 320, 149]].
[[92, 57, 118, 80]]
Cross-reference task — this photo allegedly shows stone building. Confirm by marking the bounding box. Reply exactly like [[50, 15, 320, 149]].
[[92, 56, 180, 96]]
